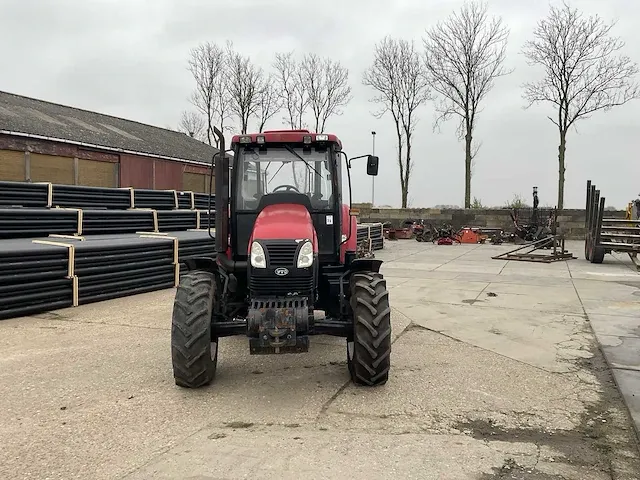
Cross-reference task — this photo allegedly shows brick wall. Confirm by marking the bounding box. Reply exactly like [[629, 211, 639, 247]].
[[354, 205, 628, 239]]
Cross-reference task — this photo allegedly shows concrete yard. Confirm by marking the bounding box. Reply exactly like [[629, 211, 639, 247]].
[[1, 240, 640, 479]]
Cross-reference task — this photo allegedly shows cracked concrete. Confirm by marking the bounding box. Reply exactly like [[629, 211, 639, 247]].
[[0, 240, 639, 479]]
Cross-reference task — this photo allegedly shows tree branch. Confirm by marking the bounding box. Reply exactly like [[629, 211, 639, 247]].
[[187, 41, 227, 146], [522, 0, 640, 131], [255, 74, 282, 132], [225, 42, 264, 134], [177, 110, 207, 141]]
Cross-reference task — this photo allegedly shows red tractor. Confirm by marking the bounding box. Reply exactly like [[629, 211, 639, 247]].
[[171, 127, 391, 388]]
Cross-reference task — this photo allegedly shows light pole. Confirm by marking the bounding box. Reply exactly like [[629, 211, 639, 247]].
[[371, 131, 376, 206]]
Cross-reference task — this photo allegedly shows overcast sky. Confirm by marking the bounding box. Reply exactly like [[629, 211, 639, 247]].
[[1, 0, 638, 209]]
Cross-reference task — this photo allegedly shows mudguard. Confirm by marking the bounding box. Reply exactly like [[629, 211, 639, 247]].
[[183, 256, 218, 273], [349, 258, 383, 274]]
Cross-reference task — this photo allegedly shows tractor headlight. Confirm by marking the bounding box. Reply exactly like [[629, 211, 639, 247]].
[[250, 241, 266, 268], [297, 241, 313, 268]]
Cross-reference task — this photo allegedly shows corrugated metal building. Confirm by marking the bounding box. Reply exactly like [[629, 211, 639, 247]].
[[0, 91, 217, 192]]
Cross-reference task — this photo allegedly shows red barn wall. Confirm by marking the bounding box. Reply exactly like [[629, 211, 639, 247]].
[[0, 134, 212, 192], [153, 158, 183, 190]]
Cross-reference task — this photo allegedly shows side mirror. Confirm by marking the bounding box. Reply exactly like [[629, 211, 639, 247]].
[[366, 155, 379, 176]]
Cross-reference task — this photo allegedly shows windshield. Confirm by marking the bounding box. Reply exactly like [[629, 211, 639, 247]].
[[235, 146, 334, 210]]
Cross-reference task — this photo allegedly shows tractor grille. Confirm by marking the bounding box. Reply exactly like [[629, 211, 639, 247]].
[[249, 276, 314, 297], [265, 242, 298, 267]]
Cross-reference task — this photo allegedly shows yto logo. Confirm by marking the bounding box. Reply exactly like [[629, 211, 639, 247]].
[[274, 267, 289, 276]]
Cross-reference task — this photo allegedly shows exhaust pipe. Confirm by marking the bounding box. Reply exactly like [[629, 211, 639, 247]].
[[213, 126, 229, 255]]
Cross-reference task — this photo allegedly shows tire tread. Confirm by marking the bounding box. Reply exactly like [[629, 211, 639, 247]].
[[171, 270, 217, 388], [349, 272, 392, 386]]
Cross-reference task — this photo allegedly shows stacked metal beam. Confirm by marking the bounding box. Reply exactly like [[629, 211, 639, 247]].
[[369, 223, 384, 250], [585, 180, 640, 269]]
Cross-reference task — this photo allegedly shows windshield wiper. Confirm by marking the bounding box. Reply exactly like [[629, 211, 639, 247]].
[[268, 161, 285, 185], [283, 145, 322, 178]]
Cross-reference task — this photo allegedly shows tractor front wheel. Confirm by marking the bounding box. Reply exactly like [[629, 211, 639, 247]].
[[171, 270, 218, 388], [347, 272, 392, 386]]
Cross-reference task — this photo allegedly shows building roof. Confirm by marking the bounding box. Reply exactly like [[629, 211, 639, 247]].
[[0, 90, 218, 165]]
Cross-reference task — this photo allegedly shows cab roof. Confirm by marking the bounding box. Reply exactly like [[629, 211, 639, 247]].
[[231, 129, 342, 149]]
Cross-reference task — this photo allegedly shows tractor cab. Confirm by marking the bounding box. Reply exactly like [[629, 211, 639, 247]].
[[171, 127, 392, 391], [230, 130, 345, 267]]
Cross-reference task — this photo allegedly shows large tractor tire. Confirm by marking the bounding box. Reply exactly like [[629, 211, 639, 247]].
[[171, 270, 218, 388], [347, 272, 392, 386]]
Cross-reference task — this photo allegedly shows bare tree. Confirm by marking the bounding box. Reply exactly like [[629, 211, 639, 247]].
[[225, 42, 265, 134], [423, 0, 510, 208], [522, 1, 640, 210], [178, 110, 207, 141], [301, 53, 352, 132], [187, 42, 219, 146], [187, 42, 231, 148], [363, 36, 431, 207], [255, 74, 282, 132], [273, 51, 309, 129], [213, 41, 234, 140]]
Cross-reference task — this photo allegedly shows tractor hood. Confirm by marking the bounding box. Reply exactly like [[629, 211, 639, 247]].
[[251, 203, 317, 246]]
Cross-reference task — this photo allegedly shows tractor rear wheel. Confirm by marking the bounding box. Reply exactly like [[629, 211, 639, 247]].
[[347, 272, 392, 386], [171, 270, 218, 388]]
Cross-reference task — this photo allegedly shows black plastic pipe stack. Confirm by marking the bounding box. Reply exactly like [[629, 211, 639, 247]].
[[82, 210, 156, 235], [193, 193, 215, 210], [0, 181, 50, 208], [52, 185, 132, 209], [0, 208, 78, 238], [167, 231, 216, 276], [198, 210, 215, 230], [0, 239, 73, 319], [157, 211, 198, 232], [133, 189, 176, 210], [73, 235, 176, 305], [176, 191, 193, 210]]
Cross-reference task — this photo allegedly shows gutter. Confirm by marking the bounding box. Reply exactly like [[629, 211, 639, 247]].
[[0, 129, 222, 168]]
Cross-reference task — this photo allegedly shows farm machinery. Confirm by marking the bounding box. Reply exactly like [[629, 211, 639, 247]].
[[585, 181, 640, 269], [383, 219, 423, 240], [171, 127, 392, 389]]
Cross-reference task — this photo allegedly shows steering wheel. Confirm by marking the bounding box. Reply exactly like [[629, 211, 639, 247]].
[[273, 184, 301, 193]]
